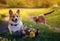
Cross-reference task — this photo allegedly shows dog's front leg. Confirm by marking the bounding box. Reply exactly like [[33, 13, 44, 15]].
[[8, 25, 12, 34]]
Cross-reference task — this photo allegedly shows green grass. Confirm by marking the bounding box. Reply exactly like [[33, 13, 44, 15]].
[[0, 8, 60, 41], [0, 22, 60, 41]]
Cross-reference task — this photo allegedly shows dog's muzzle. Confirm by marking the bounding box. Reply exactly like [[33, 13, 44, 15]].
[[12, 18, 17, 22]]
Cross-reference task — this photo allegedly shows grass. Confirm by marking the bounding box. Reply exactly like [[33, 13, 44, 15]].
[[0, 8, 60, 41], [0, 22, 60, 41]]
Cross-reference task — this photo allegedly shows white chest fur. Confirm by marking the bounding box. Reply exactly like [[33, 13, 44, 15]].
[[8, 19, 23, 33]]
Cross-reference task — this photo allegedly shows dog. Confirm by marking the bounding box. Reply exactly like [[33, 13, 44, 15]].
[[27, 9, 55, 25], [8, 9, 24, 34]]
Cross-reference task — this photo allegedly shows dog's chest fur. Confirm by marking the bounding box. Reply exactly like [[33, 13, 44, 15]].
[[9, 19, 23, 32]]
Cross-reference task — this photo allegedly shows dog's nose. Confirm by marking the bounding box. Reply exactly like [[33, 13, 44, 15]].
[[15, 19, 17, 21]]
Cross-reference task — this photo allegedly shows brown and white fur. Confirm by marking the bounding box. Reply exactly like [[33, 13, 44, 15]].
[[8, 10, 23, 34], [27, 9, 55, 25]]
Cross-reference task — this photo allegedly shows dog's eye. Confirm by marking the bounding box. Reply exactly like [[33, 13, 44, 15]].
[[17, 16, 18, 17], [13, 16, 15, 18]]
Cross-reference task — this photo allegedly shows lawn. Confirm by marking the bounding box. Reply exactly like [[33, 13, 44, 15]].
[[0, 8, 60, 41]]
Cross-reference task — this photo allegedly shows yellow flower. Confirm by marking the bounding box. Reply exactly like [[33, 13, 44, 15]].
[[30, 31, 35, 37]]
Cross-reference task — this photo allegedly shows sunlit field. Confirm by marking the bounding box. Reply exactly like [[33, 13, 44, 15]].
[[0, 8, 60, 41], [0, 8, 60, 27]]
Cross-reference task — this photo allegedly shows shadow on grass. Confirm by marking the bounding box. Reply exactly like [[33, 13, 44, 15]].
[[0, 14, 8, 32]]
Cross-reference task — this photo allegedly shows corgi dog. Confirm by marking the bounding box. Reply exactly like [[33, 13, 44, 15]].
[[8, 9, 24, 34], [27, 9, 55, 25]]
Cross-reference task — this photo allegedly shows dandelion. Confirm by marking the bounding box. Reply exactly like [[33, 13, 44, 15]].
[[30, 28, 35, 38]]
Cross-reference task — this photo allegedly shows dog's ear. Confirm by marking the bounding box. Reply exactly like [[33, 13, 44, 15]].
[[9, 10, 13, 17], [16, 9, 20, 15]]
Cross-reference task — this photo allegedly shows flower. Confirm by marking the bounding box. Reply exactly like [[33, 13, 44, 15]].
[[30, 31, 35, 38]]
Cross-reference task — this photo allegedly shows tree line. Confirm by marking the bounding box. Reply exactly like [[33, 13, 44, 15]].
[[0, 0, 60, 8]]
